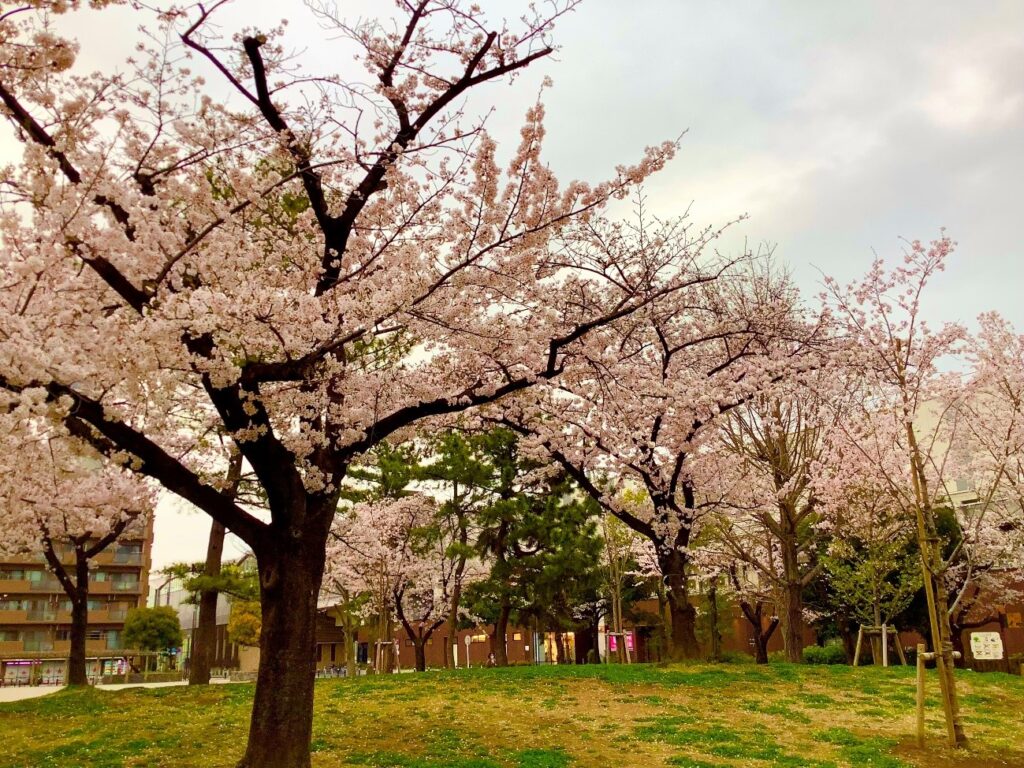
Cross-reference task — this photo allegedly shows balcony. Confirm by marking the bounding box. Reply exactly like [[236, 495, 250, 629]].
[[26, 609, 58, 622], [28, 580, 64, 592], [22, 639, 55, 652]]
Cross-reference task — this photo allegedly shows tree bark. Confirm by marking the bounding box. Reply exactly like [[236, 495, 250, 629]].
[[192, 450, 241, 685], [344, 624, 357, 678], [67, 552, 90, 686], [444, 581, 462, 669], [707, 576, 722, 663], [237, 524, 329, 768], [413, 640, 426, 672], [190, 519, 226, 685], [780, 531, 806, 663], [659, 548, 700, 659], [492, 601, 511, 666], [740, 600, 779, 665]]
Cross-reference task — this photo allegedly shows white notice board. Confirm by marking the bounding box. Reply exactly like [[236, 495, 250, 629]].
[[970, 632, 1004, 661]]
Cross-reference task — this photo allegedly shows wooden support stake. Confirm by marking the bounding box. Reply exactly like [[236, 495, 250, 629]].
[[916, 643, 927, 747], [853, 626, 864, 667], [895, 633, 908, 666], [882, 623, 889, 667]]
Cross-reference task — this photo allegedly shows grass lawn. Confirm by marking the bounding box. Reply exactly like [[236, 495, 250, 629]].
[[0, 663, 1021, 768]]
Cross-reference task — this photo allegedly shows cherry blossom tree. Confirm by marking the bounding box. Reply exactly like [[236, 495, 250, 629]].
[[820, 483, 921, 659], [502, 241, 819, 659], [0, 413, 153, 686], [712, 378, 848, 662], [944, 313, 1024, 656], [0, 3, 686, 763], [821, 234, 968, 746], [327, 494, 453, 672]]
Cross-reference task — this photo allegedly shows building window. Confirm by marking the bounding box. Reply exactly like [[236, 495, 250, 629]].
[[471, 634, 487, 643], [330, 644, 336, 662], [513, 633, 522, 641], [954, 478, 976, 493], [316, 645, 323, 662]]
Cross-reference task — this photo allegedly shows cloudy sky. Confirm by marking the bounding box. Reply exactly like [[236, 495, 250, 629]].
[[29, 1, 1024, 571]]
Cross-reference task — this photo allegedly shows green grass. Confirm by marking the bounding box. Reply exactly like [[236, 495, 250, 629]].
[[0, 663, 1022, 767]]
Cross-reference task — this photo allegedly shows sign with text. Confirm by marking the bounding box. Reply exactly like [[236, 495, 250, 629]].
[[970, 632, 1004, 661]]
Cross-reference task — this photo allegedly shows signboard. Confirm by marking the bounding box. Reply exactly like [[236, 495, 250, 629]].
[[970, 631, 1004, 661], [608, 631, 634, 653]]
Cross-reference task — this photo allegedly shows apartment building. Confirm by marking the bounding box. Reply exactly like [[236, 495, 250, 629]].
[[151, 573, 243, 672], [0, 519, 154, 685]]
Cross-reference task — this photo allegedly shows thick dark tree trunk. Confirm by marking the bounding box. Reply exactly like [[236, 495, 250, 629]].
[[67, 553, 90, 686], [237, 524, 329, 768], [413, 640, 426, 672], [492, 602, 511, 666], [778, 509, 808, 663], [781, 578, 805, 663], [740, 600, 779, 665], [660, 548, 699, 659], [191, 518, 226, 685], [554, 630, 566, 664]]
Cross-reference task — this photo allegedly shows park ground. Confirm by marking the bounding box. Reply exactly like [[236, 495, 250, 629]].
[[0, 663, 1021, 768]]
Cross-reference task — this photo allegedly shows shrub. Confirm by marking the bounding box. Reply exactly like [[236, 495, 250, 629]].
[[802, 643, 848, 665]]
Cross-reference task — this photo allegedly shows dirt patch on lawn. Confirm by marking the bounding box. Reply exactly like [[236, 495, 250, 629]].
[[893, 739, 1023, 768]]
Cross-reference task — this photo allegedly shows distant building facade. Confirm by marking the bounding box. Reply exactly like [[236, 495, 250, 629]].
[[0, 518, 154, 685]]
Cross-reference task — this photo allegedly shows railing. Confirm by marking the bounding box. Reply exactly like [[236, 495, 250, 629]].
[[112, 553, 143, 565], [28, 580, 63, 592], [112, 582, 140, 592], [22, 639, 55, 652], [106, 609, 129, 621], [26, 609, 58, 621]]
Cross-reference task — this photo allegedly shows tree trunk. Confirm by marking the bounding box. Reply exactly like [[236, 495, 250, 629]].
[[191, 519, 226, 685], [444, 582, 461, 669], [67, 553, 90, 686], [237, 528, 328, 768], [554, 630, 566, 664], [779, 529, 806, 663], [413, 639, 426, 672], [491, 601, 511, 666], [707, 576, 722, 663], [344, 625, 357, 678], [740, 600, 779, 665], [781, 579, 805, 663], [660, 548, 699, 659]]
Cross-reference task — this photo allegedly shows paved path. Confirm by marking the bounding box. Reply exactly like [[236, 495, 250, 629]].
[[0, 678, 239, 703]]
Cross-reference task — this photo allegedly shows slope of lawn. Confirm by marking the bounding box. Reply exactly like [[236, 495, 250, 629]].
[[0, 662, 1021, 768]]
